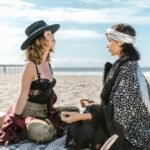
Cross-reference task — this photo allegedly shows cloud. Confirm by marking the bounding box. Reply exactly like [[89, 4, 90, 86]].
[[0, 24, 24, 65], [0, 0, 34, 8], [78, 0, 113, 5], [79, 0, 150, 8], [52, 58, 104, 67], [0, 0, 149, 67], [57, 29, 102, 40], [0, 25, 23, 51], [0, 1, 150, 25], [44, 7, 150, 25]]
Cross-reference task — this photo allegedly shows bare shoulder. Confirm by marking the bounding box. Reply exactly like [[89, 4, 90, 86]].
[[23, 61, 35, 71], [19, 61, 36, 92], [24, 61, 35, 68], [22, 61, 36, 77]]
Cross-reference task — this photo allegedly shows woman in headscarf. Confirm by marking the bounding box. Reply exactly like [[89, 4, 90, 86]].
[[61, 23, 150, 150]]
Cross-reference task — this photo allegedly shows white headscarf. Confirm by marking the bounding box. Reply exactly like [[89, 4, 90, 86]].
[[106, 28, 136, 44]]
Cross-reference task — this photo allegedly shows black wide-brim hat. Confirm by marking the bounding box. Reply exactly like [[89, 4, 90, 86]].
[[21, 20, 60, 50]]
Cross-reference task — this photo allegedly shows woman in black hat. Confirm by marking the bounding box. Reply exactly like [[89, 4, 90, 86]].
[[0, 20, 64, 145], [61, 23, 150, 150]]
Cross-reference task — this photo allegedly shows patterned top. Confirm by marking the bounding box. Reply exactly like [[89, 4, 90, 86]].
[[109, 61, 150, 148]]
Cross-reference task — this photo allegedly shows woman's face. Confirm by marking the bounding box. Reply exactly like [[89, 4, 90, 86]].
[[106, 37, 122, 57], [43, 30, 55, 49]]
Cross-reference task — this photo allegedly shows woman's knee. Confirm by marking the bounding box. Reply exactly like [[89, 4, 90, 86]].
[[26, 119, 56, 143]]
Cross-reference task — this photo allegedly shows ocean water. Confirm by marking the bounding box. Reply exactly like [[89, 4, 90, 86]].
[[53, 67, 104, 75], [54, 67, 150, 76], [0, 65, 150, 76]]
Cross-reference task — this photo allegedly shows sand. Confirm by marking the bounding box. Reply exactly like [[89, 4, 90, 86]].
[[0, 74, 150, 113], [0, 74, 103, 113]]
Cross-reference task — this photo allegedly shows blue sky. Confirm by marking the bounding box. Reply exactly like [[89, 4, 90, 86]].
[[0, 0, 150, 67]]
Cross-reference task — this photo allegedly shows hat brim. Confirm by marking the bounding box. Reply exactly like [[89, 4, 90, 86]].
[[21, 24, 60, 50]]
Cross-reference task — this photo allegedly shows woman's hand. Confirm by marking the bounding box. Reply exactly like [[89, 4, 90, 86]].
[[80, 99, 95, 108], [61, 111, 81, 124], [61, 111, 92, 124]]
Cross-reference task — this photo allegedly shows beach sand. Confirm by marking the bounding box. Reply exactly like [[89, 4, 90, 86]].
[[0, 74, 103, 113], [0, 74, 150, 113]]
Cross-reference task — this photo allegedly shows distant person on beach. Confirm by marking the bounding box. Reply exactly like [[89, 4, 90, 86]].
[[61, 23, 150, 149], [0, 20, 65, 145]]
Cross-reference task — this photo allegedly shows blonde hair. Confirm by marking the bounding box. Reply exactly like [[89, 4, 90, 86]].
[[24, 34, 53, 64]]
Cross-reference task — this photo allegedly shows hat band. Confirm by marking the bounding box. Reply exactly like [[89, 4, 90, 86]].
[[27, 25, 48, 37]]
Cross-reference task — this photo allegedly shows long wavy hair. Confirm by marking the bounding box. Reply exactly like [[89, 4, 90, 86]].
[[24, 33, 54, 64], [112, 23, 140, 61]]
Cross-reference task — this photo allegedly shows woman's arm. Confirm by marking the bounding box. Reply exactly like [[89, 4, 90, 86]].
[[61, 104, 104, 124], [14, 61, 35, 115], [80, 99, 95, 108], [61, 111, 92, 124], [0, 62, 35, 145]]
